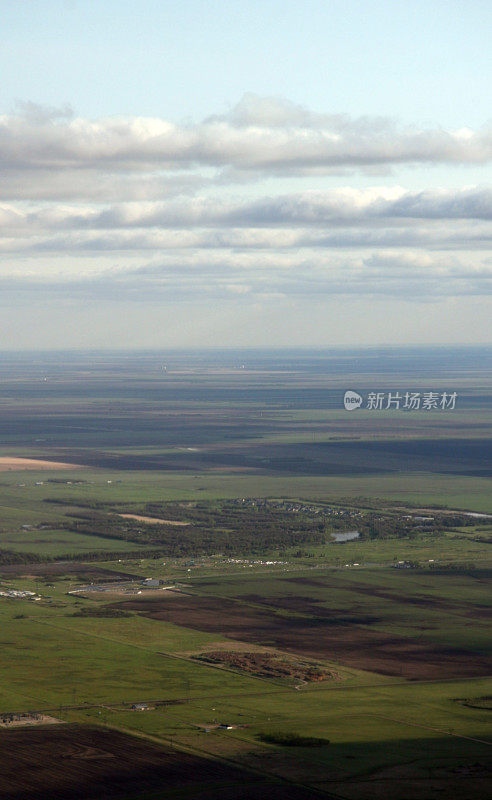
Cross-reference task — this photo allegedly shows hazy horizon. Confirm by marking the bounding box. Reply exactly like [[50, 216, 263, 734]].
[[0, 342, 491, 354]]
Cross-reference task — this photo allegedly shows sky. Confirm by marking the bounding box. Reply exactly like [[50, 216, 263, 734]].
[[1, 0, 491, 349]]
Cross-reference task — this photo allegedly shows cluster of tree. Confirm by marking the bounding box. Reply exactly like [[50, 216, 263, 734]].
[[258, 731, 330, 747], [357, 512, 477, 541], [40, 497, 483, 562], [0, 546, 164, 567], [44, 497, 105, 508], [64, 509, 327, 556], [426, 562, 481, 574], [0, 548, 45, 565], [72, 606, 131, 618], [433, 514, 478, 527], [51, 498, 332, 556], [143, 500, 329, 531], [56, 547, 166, 562]]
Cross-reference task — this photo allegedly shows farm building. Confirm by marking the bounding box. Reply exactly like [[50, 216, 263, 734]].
[[142, 578, 160, 588]]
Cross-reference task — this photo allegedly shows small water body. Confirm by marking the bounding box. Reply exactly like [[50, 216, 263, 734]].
[[332, 530, 360, 543], [463, 512, 492, 519]]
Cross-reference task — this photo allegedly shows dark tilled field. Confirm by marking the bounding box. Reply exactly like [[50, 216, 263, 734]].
[[270, 578, 492, 617], [0, 724, 320, 800], [0, 562, 141, 580], [118, 594, 492, 680], [20, 436, 492, 476]]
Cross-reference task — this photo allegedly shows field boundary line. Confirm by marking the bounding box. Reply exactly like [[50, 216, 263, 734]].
[[27, 616, 291, 691], [100, 720, 348, 799], [347, 712, 492, 746]]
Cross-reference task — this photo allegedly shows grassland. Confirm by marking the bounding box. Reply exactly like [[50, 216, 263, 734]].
[[0, 528, 146, 556], [0, 348, 490, 798], [0, 556, 490, 798]]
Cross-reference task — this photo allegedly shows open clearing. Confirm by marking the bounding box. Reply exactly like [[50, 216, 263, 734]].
[[0, 713, 63, 728], [117, 513, 191, 526], [0, 456, 81, 471], [0, 561, 141, 580], [193, 649, 339, 682]]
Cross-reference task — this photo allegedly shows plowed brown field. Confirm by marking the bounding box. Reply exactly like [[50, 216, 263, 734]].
[[0, 724, 320, 800], [119, 593, 492, 680]]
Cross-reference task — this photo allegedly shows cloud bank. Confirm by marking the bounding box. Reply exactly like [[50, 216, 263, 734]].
[[2, 94, 491, 181], [1, 95, 491, 333]]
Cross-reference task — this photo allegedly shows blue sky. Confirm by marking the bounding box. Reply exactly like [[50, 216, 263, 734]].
[[1, 0, 490, 348], [3, 0, 491, 125]]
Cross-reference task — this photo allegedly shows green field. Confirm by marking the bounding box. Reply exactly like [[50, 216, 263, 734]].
[[0, 350, 490, 798], [0, 467, 491, 517], [1, 560, 490, 799]]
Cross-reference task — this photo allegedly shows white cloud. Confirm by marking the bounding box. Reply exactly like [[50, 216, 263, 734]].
[[1, 250, 489, 304], [1, 96, 490, 330], [2, 186, 490, 233], [1, 187, 490, 258], [1, 95, 490, 178], [2, 223, 491, 256]]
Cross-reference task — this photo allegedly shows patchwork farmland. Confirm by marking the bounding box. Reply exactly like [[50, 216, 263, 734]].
[[0, 349, 490, 799]]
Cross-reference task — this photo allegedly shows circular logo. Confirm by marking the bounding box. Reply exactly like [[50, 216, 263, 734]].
[[344, 391, 363, 411]]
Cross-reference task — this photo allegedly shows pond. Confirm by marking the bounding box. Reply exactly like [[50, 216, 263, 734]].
[[332, 530, 360, 543]]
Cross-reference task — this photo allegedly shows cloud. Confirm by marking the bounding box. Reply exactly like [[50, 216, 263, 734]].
[[1, 250, 489, 305], [2, 223, 491, 256], [13, 101, 74, 124], [1, 96, 490, 320], [1, 95, 490, 178], [0, 168, 211, 202], [2, 186, 490, 230], [1, 187, 490, 257]]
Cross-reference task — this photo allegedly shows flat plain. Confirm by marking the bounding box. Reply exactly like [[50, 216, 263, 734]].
[[0, 348, 490, 799]]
